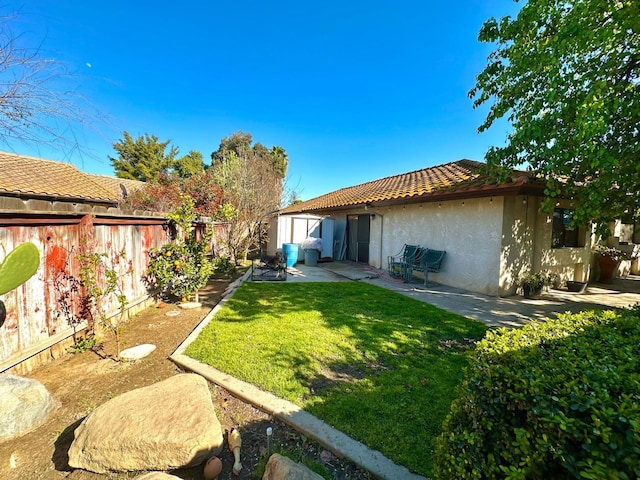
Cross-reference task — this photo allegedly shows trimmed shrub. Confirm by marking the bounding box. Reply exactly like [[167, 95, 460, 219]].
[[434, 308, 640, 480]]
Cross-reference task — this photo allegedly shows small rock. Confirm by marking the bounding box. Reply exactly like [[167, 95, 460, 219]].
[[262, 453, 324, 480], [133, 472, 181, 480], [0, 374, 56, 441], [134, 473, 182, 480], [320, 449, 334, 463], [203, 455, 223, 479], [119, 343, 156, 361], [178, 301, 201, 309]]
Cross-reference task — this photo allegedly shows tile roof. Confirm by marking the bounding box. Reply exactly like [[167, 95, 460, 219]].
[[0, 151, 134, 204], [88, 174, 145, 200], [281, 159, 542, 214]]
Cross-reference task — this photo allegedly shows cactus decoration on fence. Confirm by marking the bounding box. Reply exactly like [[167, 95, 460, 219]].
[[0, 242, 40, 327]]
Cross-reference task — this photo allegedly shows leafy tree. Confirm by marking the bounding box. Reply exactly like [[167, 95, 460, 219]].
[[119, 176, 183, 213], [110, 131, 178, 182], [211, 131, 288, 181], [182, 171, 223, 217], [270, 145, 289, 179], [211, 131, 253, 165], [119, 170, 223, 217], [210, 132, 288, 263], [471, 0, 640, 235], [175, 150, 205, 178], [145, 197, 214, 302]]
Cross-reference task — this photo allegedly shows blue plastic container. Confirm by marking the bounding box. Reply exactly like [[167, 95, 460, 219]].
[[283, 243, 298, 267]]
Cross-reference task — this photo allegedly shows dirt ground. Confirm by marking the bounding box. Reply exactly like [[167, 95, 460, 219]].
[[0, 272, 373, 480]]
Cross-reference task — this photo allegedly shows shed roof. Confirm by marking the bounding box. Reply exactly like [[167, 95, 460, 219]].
[[0, 152, 143, 204], [280, 159, 544, 214]]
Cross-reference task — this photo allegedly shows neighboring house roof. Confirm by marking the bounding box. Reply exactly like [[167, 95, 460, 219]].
[[0, 151, 137, 205], [89, 174, 145, 200], [281, 159, 545, 214]]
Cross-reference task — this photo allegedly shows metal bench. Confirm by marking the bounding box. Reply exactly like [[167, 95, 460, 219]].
[[387, 244, 420, 279], [405, 248, 446, 285]]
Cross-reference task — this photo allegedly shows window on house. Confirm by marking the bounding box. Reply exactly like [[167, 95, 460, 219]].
[[552, 208, 584, 248], [619, 217, 638, 244]]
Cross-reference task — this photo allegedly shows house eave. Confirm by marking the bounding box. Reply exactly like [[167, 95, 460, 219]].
[[281, 182, 546, 215], [0, 190, 118, 206]]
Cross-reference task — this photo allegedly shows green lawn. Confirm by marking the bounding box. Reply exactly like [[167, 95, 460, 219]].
[[185, 282, 487, 477]]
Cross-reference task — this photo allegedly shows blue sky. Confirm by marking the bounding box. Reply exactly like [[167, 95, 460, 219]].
[[12, 1, 519, 200]]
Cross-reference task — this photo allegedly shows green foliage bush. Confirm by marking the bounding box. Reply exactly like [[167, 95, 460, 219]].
[[212, 255, 236, 276], [145, 197, 214, 301], [146, 236, 213, 301], [434, 308, 640, 480]]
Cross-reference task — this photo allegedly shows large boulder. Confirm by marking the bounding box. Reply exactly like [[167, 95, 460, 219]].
[[262, 453, 324, 480], [0, 374, 56, 441], [68, 373, 223, 473]]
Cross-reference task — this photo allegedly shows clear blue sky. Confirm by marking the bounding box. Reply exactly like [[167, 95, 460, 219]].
[[12, 1, 519, 201]]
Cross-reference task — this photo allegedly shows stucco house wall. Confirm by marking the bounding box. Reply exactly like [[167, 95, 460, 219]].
[[275, 160, 598, 297], [278, 193, 594, 297], [500, 195, 537, 296], [277, 195, 507, 295], [500, 195, 592, 295], [375, 197, 505, 295], [536, 198, 592, 283]]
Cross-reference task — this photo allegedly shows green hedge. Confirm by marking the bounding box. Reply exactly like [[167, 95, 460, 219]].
[[434, 307, 640, 479]]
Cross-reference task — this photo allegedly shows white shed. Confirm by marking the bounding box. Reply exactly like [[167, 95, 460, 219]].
[[272, 214, 334, 262]]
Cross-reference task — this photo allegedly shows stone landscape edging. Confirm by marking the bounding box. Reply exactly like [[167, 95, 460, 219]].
[[170, 269, 426, 480]]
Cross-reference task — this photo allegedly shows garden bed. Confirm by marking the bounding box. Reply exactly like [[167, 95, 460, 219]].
[[0, 273, 372, 480]]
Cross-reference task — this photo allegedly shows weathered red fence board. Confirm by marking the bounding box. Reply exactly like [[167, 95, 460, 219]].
[[0, 214, 169, 372]]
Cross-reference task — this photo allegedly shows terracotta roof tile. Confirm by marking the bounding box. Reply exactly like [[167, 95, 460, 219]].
[[0, 151, 124, 203], [281, 159, 540, 214], [88, 174, 145, 199]]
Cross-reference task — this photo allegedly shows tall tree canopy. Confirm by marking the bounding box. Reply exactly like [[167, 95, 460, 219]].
[[175, 150, 205, 178], [210, 131, 289, 262], [110, 131, 178, 182], [211, 131, 288, 181], [471, 0, 640, 235]]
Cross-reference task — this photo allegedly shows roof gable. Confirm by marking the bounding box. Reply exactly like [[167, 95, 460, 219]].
[[281, 159, 542, 214]]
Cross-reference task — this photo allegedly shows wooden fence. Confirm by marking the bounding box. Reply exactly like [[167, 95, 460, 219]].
[[0, 212, 170, 374]]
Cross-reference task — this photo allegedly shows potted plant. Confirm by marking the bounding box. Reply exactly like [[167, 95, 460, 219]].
[[517, 272, 552, 299], [592, 244, 630, 283]]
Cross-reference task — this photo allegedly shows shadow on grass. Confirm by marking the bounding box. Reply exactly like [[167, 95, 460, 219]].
[[186, 281, 487, 476]]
